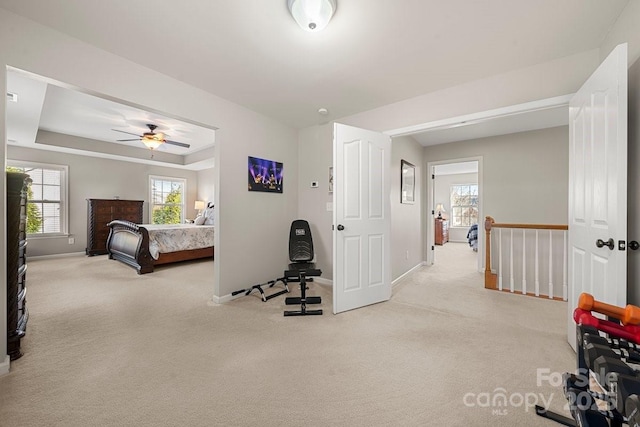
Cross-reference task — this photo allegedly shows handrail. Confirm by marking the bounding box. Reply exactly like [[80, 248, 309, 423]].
[[487, 221, 568, 231], [484, 216, 568, 300]]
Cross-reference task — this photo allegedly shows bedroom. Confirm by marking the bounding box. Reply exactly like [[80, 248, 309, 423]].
[[6, 69, 217, 270], [2, 2, 640, 418]]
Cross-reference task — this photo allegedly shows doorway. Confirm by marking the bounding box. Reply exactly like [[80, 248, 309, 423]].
[[427, 158, 482, 273], [4, 67, 218, 297]]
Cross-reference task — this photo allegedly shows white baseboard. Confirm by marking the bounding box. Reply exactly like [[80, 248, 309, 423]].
[[212, 266, 424, 303], [212, 276, 332, 305], [210, 293, 234, 304], [29, 251, 85, 261], [0, 355, 10, 376], [392, 261, 426, 287], [313, 277, 332, 286]]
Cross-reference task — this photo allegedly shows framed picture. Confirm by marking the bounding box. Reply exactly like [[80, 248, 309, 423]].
[[248, 156, 283, 193], [401, 159, 415, 204]]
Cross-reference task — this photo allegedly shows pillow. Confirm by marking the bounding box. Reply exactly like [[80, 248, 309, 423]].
[[194, 215, 206, 225], [203, 205, 215, 225]]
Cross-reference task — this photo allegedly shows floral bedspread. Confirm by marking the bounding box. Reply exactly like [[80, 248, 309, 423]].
[[143, 224, 215, 260]]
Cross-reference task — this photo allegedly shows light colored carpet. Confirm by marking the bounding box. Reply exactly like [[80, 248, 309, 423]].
[[0, 244, 574, 426]]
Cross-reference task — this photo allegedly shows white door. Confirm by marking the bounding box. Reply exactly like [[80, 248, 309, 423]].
[[333, 123, 392, 314], [568, 43, 628, 350]]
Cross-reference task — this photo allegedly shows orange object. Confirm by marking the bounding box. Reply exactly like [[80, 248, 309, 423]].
[[578, 293, 640, 326]]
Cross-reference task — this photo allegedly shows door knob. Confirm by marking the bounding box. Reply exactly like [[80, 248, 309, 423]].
[[337, 224, 344, 231], [630, 241, 640, 251], [596, 238, 615, 250]]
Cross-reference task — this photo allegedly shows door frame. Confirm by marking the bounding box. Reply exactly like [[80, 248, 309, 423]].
[[385, 94, 573, 271], [426, 157, 483, 271]]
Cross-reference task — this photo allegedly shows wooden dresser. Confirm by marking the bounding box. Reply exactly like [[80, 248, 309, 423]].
[[7, 172, 30, 360], [86, 199, 143, 256], [435, 218, 449, 245]]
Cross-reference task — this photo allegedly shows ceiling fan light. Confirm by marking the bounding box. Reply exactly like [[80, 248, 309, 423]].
[[288, 0, 336, 32], [142, 137, 164, 150]]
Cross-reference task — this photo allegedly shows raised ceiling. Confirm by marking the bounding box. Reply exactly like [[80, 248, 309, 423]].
[[7, 70, 216, 170]]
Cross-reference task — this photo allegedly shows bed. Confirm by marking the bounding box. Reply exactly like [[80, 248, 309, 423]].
[[106, 220, 214, 274], [467, 223, 478, 251]]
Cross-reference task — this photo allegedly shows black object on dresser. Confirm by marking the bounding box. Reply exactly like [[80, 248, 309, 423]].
[[86, 199, 143, 256], [6, 172, 30, 360]]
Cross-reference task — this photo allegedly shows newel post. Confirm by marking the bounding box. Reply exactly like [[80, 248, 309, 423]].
[[484, 216, 497, 289]]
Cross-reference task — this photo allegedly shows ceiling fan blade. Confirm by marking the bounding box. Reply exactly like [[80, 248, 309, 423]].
[[112, 129, 142, 137], [164, 139, 191, 148], [117, 138, 141, 142]]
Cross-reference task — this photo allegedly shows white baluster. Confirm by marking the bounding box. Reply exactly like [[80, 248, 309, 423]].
[[510, 229, 514, 293], [563, 230, 568, 301], [548, 230, 553, 299], [535, 230, 540, 297], [522, 229, 527, 295], [498, 228, 503, 291]]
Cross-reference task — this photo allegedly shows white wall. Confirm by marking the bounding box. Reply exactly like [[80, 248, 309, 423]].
[[297, 123, 333, 279], [434, 172, 478, 242], [8, 145, 203, 256], [0, 10, 297, 368], [338, 50, 600, 134], [197, 168, 215, 207], [600, 0, 640, 66], [424, 127, 569, 225], [390, 136, 424, 279]]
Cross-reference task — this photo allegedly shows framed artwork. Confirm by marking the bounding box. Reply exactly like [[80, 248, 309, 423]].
[[248, 156, 283, 193], [401, 159, 415, 204]]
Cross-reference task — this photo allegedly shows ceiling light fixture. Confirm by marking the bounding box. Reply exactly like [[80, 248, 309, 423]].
[[141, 133, 164, 150], [288, 0, 337, 32]]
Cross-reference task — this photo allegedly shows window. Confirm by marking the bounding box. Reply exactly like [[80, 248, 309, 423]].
[[150, 176, 186, 224], [6, 162, 68, 236], [450, 184, 478, 227]]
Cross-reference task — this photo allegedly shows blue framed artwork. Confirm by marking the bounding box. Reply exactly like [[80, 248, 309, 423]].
[[248, 156, 283, 193]]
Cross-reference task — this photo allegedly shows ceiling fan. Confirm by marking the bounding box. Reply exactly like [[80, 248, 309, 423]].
[[112, 124, 190, 150]]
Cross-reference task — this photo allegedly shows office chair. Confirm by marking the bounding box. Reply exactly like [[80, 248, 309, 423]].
[[284, 219, 323, 316]]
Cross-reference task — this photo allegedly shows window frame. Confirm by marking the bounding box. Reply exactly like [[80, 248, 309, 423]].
[[149, 175, 187, 224], [7, 160, 69, 238], [449, 183, 479, 228]]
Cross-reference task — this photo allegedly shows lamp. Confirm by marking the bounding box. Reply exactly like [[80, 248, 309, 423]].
[[194, 200, 205, 216], [435, 203, 445, 219], [142, 133, 164, 150], [288, 0, 337, 32]]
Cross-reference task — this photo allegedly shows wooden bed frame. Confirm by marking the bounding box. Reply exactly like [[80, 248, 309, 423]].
[[106, 220, 214, 274]]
